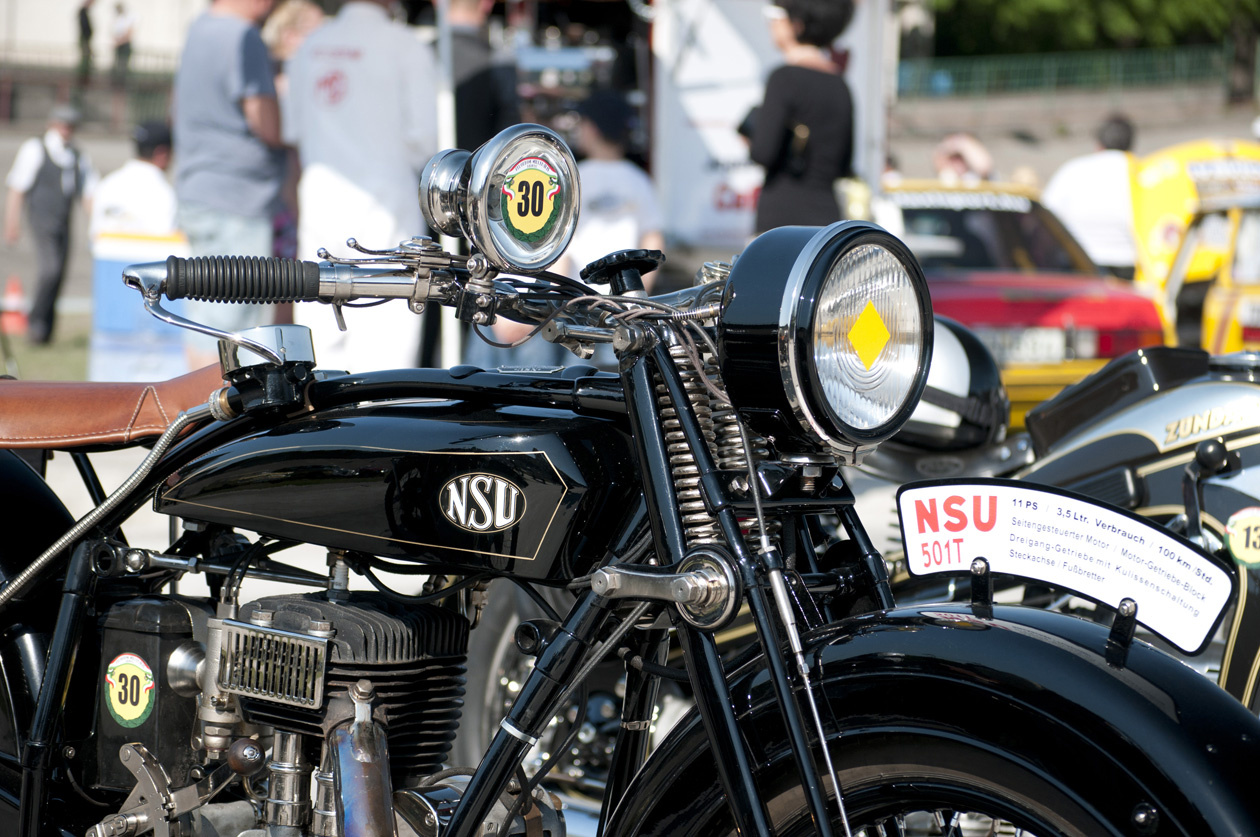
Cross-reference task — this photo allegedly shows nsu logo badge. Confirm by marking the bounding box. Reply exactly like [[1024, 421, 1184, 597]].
[[440, 473, 526, 533]]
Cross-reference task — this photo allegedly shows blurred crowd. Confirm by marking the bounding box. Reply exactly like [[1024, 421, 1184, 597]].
[[4, 0, 666, 377], [2, 0, 1256, 379], [920, 114, 1142, 280]]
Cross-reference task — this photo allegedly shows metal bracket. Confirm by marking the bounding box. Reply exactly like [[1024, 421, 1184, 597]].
[[1106, 597, 1139, 668], [86, 743, 179, 837], [969, 558, 994, 617], [540, 321, 608, 360], [591, 547, 741, 630]]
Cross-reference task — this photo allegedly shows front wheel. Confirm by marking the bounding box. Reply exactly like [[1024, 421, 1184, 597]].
[[761, 735, 1115, 837]]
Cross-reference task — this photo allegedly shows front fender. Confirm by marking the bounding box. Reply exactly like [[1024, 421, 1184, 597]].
[[605, 604, 1260, 836]]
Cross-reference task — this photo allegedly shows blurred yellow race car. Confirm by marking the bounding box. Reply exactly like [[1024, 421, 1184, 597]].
[[1200, 192, 1260, 353], [1130, 138, 1260, 348]]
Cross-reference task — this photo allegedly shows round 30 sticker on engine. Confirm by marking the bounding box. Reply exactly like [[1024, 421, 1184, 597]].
[[896, 478, 1235, 655], [104, 652, 156, 728]]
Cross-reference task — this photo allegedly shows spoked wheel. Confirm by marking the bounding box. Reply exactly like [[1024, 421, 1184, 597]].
[[452, 581, 628, 800], [744, 737, 1115, 837], [453, 580, 548, 768]]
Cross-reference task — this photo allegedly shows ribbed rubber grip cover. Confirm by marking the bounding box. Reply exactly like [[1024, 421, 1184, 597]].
[[164, 255, 321, 303]]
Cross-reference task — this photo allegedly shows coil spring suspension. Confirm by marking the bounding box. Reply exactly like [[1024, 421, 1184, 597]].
[[659, 343, 779, 549], [658, 344, 722, 546], [712, 402, 781, 548]]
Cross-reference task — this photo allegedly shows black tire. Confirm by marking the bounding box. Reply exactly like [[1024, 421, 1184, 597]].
[[760, 735, 1111, 837], [667, 733, 1119, 837]]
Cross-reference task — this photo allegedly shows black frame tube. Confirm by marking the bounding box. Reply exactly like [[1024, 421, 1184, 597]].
[[650, 341, 836, 837], [19, 540, 97, 837], [596, 626, 669, 837], [837, 504, 895, 610], [621, 354, 689, 559], [445, 594, 614, 837]]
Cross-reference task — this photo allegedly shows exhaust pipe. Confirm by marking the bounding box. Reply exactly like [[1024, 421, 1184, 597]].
[[332, 680, 396, 837]]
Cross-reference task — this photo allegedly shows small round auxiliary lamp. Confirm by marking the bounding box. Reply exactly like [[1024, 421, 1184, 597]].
[[420, 124, 580, 275]]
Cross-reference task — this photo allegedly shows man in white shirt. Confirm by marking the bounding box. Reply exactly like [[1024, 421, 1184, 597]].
[[90, 121, 176, 239], [3, 104, 99, 344], [1042, 114, 1137, 279], [89, 122, 189, 382], [283, 0, 437, 372]]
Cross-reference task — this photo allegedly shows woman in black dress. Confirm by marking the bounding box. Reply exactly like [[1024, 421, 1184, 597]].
[[750, 0, 855, 233]]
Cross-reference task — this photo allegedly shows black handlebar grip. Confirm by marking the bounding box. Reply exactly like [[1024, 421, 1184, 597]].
[[163, 255, 322, 303]]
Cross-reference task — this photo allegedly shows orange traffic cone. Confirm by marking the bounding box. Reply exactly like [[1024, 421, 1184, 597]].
[[1, 277, 27, 336]]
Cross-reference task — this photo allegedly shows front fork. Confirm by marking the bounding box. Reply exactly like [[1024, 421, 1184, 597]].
[[447, 342, 875, 837]]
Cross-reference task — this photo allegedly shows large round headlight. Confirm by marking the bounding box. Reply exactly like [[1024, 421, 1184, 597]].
[[419, 124, 579, 274], [718, 222, 933, 462]]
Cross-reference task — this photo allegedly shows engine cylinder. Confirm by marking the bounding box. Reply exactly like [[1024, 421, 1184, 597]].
[[229, 592, 469, 782]]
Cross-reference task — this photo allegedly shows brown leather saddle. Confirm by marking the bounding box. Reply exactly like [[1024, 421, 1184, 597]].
[[0, 365, 224, 449]]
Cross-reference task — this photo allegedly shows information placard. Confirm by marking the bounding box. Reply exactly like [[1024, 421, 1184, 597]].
[[897, 479, 1234, 654]]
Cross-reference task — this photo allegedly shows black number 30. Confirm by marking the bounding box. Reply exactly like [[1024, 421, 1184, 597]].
[[117, 673, 142, 707], [516, 181, 545, 218]]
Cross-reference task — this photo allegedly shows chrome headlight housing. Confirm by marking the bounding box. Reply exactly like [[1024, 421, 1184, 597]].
[[718, 222, 933, 463], [420, 124, 580, 274]]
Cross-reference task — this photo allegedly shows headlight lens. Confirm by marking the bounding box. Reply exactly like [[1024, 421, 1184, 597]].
[[810, 243, 926, 432], [719, 222, 933, 462]]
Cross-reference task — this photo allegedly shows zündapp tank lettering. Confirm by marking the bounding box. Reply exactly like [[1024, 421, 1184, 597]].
[[898, 480, 1233, 654], [104, 652, 156, 728]]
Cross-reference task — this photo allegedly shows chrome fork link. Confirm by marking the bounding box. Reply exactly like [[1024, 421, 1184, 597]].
[[659, 343, 722, 547]]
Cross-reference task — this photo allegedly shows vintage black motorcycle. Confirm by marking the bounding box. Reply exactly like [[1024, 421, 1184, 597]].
[[1, 125, 1258, 837]]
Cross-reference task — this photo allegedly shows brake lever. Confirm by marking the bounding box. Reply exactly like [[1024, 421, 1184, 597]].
[[124, 263, 288, 365]]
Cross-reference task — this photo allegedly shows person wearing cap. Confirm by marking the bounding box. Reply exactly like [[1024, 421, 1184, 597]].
[[749, 0, 854, 233], [90, 121, 175, 239], [88, 121, 186, 382], [1042, 113, 1138, 279], [3, 104, 99, 345], [561, 89, 664, 289]]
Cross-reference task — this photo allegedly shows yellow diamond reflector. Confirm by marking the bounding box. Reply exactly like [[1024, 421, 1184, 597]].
[[847, 300, 891, 371]]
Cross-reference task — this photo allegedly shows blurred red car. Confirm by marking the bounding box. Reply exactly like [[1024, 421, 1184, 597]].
[[884, 180, 1165, 427]]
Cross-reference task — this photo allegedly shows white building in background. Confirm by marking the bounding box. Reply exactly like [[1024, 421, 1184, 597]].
[[1, 0, 205, 70]]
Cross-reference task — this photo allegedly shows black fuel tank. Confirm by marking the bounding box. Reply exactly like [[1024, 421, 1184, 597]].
[[156, 400, 640, 581]]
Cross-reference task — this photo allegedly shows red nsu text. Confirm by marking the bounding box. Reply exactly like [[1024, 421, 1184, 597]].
[[911, 495, 998, 570]]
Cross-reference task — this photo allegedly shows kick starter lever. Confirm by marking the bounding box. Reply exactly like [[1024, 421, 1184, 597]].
[[86, 739, 266, 837]]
